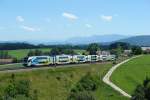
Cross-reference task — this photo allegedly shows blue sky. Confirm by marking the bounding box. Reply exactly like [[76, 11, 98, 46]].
[[0, 0, 150, 41]]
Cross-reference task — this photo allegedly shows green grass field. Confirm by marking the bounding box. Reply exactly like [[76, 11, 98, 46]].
[[0, 63, 23, 70], [7, 48, 86, 60], [7, 48, 51, 60], [111, 55, 150, 95], [0, 63, 128, 100]]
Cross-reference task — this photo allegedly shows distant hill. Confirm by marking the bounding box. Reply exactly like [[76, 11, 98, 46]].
[[118, 35, 150, 46], [65, 34, 128, 44], [0, 34, 129, 45]]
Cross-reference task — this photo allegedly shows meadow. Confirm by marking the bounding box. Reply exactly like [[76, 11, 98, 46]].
[[111, 55, 150, 95], [0, 63, 128, 100]]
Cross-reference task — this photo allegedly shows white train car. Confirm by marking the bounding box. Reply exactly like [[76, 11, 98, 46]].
[[23, 54, 117, 67], [73, 55, 86, 63], [106, 55, 116, 61], [98, 55, 103, 61], [100, 54, 116, 61], [23, 56, 52, 67], [86, 55, 99, 62], [100, 55, 108, 61], [55, 54, 71, 64]]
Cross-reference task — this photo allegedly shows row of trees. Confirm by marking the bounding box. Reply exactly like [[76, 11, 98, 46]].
[[0, 51, 11, 59], [0, 43, 86, 50], [87, 42, 142, 56], [110, 42, 142, 56], [0, 51, 20, 64], [26, 43, 100, 57], [26, 42, 142, 58], [27, 48, 76, 57], [0, 42, 141, 51]]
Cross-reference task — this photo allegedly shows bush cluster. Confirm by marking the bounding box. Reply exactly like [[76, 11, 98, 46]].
[[68, 73, 99, 100], [0, 74, 38, 100], [132, 77, 150, 100]]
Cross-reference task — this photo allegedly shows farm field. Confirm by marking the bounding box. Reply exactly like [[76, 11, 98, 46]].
[[0, 63, 128, 100], [111, 55, 150, 95], [7, 48, 86, 60]]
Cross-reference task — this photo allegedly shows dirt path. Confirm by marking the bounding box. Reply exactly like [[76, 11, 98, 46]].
[[103, 55, 142, 98]]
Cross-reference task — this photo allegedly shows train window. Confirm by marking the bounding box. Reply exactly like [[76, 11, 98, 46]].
[[59, 57, 69, 59], [36, 57, 48, 60]]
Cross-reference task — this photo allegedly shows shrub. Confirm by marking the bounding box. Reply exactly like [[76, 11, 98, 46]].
[[12, 58, 18, 63], [4, 84, 17, 98], [56, 76, 61, 81], [16, 80, 30, 97], [72, 73, 99, 93], [2, 74, 38, 100], [32, 89, 38, 100], [68, 91, 95, 100], [70, 73, 74, 78], [69, 73, 99, 100], [112, 61, 117, 65], [131, 77, 150, 100]]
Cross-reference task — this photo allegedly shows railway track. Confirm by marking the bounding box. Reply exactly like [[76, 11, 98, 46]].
[[0, 62, 110, 73]]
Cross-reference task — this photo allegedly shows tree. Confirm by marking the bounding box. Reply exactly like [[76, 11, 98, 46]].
[[27, 50, 43, 57], [50, 47, 62, 56], [116, 44, 123, 57], [131, 77, 150, 100], [62, 49, 75, 55], [0, 51, 11, 59], [50, 47, 62, 64], [87, 43, 100, 55], [109, 42, 131, 50], [34, 49, 42, 56], [131, 46, 142, 55], [27, 50, 35, 57]]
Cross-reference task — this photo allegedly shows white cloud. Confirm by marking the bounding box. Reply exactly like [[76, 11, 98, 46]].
[[21, 25, 40, 32], [101, 15, 113, 22], [85, 24, 92, 28], [62, 12, 78, 20], [16, 16, 24, 22]]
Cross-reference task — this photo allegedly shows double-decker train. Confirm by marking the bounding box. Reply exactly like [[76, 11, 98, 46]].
[[23, 54, 116, 67]]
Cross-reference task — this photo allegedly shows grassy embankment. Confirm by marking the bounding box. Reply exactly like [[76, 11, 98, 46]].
[[111, 55, 150, 95], [0, 63, 128, 100]]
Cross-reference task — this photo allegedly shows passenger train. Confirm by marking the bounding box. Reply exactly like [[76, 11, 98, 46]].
[[23, 54, 116, 67]]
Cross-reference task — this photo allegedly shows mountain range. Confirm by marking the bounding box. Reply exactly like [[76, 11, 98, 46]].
[[65, 34, 129, 44], [66, 34, 150, 46], [118, 35, 150, 46], [1, 34, 150, 46]]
